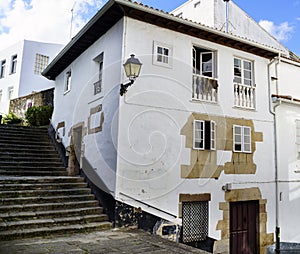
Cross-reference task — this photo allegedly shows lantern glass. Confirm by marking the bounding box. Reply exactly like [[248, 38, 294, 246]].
[[123, 54, 142, 81]]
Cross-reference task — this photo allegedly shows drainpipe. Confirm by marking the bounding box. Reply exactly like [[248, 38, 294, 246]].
[[267, 54, 281, 254]]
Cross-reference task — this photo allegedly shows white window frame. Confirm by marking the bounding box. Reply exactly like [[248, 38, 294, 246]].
[[7, 86, 14, 100], [0, 59, 6, 78], [10, 55, 17, 74], [93, 52, 104, 95], [153, 41, 173, 68], [234, 57, 254, 86], [193, 120, 216, 150], [233, 125, 251, 153], [64, 70, 72, 94]]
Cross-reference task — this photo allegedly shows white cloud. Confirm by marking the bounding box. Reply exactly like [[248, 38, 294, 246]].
[[259, 19, 294, 42], [0, 0, 103, 51]]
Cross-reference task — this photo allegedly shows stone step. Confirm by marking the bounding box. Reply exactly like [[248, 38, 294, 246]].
[[0, 188, 91, 198], [0, 214, 109, 232], [0, 182, 88, 191], [0, 157, 62, 163], [0, 166, 66, 171], [0, 125, 111, 240], [0, 125, 48, 134], [0, 148, 58, 155], [0, 207, 104, 222], [0, 143, 55, 150], [0, 200, 99, 213], [0, 176, 84, 185], [0, 161, 63, 167], [0, 170, 68, 177], [0, 221, 111, 241], [0, 139, 52, 146], [0, 194, 95, 206], [0, 134, 50, 142]]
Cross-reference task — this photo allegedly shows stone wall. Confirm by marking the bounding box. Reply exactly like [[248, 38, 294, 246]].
[[9, 88, 54, 119]]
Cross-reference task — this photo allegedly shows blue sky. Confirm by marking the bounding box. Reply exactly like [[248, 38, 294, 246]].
[[0, 0, 299, 56], [139, 0, 300, 56]]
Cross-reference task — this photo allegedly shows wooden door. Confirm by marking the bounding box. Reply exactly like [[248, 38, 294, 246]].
[[230, 201, 259, 254]]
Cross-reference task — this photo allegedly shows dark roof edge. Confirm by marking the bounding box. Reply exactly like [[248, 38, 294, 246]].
[[43, 0, 282, 80], [42, 0, 117, 79]]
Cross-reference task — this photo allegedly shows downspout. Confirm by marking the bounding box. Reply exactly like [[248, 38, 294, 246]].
[[267, 54, 281, 254]]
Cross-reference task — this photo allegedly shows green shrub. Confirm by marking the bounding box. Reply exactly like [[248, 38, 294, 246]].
[[2, 112, 23, 125], [25, 105, 53, 126]]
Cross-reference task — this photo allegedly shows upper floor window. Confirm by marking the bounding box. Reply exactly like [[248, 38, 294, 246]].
[[192, 46, 218, 102], [10, 55, 17, 74], [233, 57, 255, 109], [7, 86, 14, 100], [93, 52, 104, 95], [233, 125, 251, 153], [0, 60, 6, 78], [64, 70, 71, 94], [193, 120, 216, 150], [34, 53, 49, 75], [153, 41, 173, 68]]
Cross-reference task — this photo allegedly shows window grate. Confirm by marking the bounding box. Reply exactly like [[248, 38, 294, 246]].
[[182, 201, 209, 243]]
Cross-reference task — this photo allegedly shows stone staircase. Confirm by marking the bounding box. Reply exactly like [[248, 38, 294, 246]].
[[0, 125, 111, 240]]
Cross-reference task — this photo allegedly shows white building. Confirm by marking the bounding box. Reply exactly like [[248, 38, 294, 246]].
[[0, 40, 63, 115], [43, 0, 300, 253]]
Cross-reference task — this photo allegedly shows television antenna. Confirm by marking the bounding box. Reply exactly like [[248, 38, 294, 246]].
[[70, 1, 77, 39], [221, 0, 235, 33]]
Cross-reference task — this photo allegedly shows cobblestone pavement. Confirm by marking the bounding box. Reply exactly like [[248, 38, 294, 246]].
[[0, 228, 209, 254]]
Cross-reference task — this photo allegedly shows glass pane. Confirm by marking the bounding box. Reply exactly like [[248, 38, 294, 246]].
[[235, 135, 241, 142], [234, 58, 241, 68], [163, 48, 169, 56], [244, 61, 251, 70], [157, 47, 162, 54], [234, 67, 241, 77], [244, 144, 251, 152], [244, 127, 250, 135], [234, 76, 242, 83], [235, 144, 242, 151], [234, 126, 241, 134], [244, 136, 251, 143], [244, 70, 251, 79]]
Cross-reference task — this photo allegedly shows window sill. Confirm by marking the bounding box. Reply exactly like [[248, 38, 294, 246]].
[[190, 99, 219, 105], [63, 90, 71, 95], [88, 95, 104, 104], [232, 106, 256, 112]]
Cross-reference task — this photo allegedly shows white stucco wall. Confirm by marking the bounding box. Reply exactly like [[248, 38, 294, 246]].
[[277, 59, 300, 98], [275, 102, 300, 242], [52, 19, 124, 194], [18, 40, 62, 97], [0, 40, 62, 115], [0, 41, 23, 115], [115, 18, 277, 240]]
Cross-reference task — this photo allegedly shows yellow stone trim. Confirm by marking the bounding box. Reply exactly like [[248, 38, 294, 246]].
[[181, 113, 263, 179], [215, 188, 274, 254]]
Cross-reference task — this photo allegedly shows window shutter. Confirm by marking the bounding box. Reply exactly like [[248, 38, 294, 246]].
[[210, 121, 216, 150]]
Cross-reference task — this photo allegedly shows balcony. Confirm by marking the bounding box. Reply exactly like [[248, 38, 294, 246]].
[[192, 74, 218, 103], [234, 83, 255, 109]]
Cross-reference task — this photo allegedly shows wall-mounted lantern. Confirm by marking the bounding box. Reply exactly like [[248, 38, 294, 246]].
[[120, 54, 142, 96]]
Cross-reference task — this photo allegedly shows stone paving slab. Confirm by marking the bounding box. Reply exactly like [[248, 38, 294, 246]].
[[0, 228, 209, 254]]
